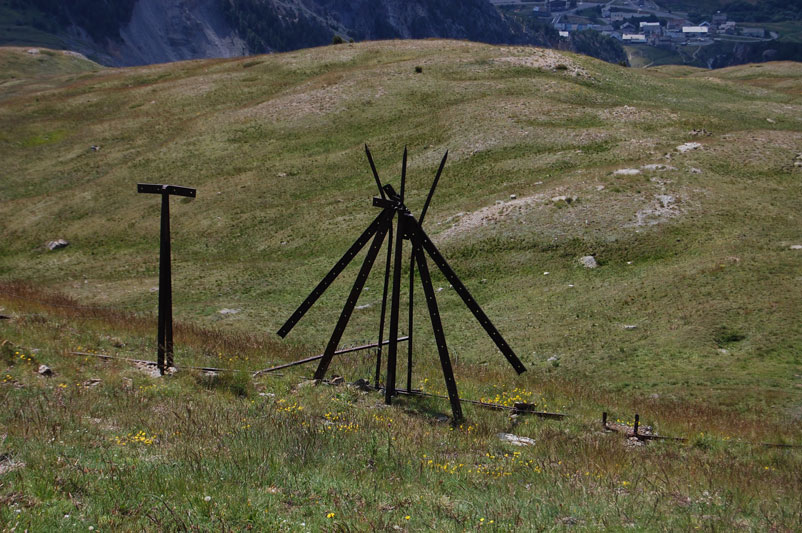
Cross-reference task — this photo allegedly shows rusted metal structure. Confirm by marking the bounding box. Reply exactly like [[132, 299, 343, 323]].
[[137, 183, 196, 374], [277, 147, 525, 421]]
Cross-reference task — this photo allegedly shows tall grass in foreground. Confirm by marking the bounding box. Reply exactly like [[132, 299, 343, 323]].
[[1, 284, 800, 531]]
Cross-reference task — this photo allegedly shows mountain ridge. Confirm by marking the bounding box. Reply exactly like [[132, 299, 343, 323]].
[[3, 0, 629, 67]]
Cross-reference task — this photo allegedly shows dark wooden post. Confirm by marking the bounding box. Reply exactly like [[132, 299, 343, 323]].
[[138, 183, 196, 374]]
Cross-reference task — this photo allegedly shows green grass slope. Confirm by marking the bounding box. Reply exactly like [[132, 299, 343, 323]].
[[1, 40, 801, 409], [0, 46, 100, 98], [1, 41, 801, 531]]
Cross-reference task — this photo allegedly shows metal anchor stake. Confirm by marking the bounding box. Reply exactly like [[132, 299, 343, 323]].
[[277, 146, 525, 421], [137, 183, 196, 375]]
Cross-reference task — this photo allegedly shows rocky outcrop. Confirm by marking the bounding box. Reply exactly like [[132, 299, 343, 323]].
[[62, 0, 246, 66], [117, 0, 247, 65]]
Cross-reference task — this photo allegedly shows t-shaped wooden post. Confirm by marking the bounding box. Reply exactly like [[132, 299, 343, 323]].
[[137, 183, 196, 374]]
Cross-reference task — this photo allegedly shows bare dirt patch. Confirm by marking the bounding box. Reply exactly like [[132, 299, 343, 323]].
[[494, 47, 587, 77], [438, 192, 548, 240], [230, 77, 358, 122]]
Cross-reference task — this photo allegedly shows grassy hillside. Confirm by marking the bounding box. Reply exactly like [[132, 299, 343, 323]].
[[623, 45, 684, 69], [0, 46, 99, 96], [1, 281, 800, 531], [1, 41, 801, 529]]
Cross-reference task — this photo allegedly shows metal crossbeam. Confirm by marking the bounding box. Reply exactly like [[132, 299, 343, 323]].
[[375, 221, 394, 387], [314, 211, 393, 379], [413, 238, 463, 421], [406, 218, 527, 375], [277, 210, 390, 338]]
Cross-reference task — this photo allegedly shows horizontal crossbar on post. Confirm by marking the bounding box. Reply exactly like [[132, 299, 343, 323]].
[[137, 183, 197, 197]]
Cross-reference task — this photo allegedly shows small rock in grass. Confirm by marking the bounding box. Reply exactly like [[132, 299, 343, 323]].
[[579, 256, 598, 269], [624, 325, 638, 330], [327, 375, 345, 386], [0, 454, 25, 475], [689, 167, 703, 174], [297, 379, 320, 388], [83, 378, 101, 387], [642, 164, 676, 171], [676, 142, 701, 153], [510, 194, 517, 200], [351, 378, 371, 391], [551, 195, 576, 204], [614, 168, 640, 176], [497, 433, 535, 446], [46, 239, 69, 251], [37, 365, 53, 377], [790, 245, 802, 250], [656, 195, 675, 208], [218, 308, 240, 315]]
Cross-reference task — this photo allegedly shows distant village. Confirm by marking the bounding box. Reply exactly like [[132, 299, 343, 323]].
[[492, 0, 777, 50]]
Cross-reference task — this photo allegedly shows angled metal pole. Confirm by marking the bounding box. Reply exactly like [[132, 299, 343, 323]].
[[277, 210, 389, 338], [365, 144, 386, 200], [375, 221, 393, 388], [385, 212, 406, 404], [313, 210, 393, 379], [408, 219, 527, 375], [399, 146, 407, 202], [419, 150, 448, 226], [413, 238, 463, 421], [405, 150, 447, 390], [407, 245, 415, 392]]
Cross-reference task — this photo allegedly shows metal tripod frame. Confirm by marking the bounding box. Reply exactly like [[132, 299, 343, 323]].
[[277, 147, 526, 421]]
